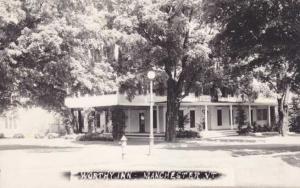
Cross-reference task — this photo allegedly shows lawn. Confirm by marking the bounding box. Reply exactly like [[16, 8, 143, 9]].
[[1, 137, 300, 188]]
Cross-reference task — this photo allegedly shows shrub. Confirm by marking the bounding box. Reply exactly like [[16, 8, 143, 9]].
[[13, 133, 25, 139], [262, 125, 271, 132], [178, 112, 190, 130], [252, 123, 272, 133], [47, 133, 59, 139], [0, 133, 5, 138], [176, 130, 200, 138], [34, 133, 44, 139], [271, 123, 279, 132], [236, 105, 247, 129], [237, 124, 252, 135], [64, 134, 80, 140], [77, 133, 113, 141], [257, 125, 263, 132], [289, 96, 300, 132]]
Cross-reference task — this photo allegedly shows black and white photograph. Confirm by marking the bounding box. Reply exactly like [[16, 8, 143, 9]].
[[0, 0, 300, 187]]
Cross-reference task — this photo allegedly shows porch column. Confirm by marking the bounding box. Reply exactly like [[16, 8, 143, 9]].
[[83, 112, 88, 132], [274, 105, 279, 123], [268, 105, 271, 126], [248, 105, 252, 126], [156, 105, 160, 133], [205, 105, 208, 131], [163, 106, 166, 132], [230, 105, 233, 130]]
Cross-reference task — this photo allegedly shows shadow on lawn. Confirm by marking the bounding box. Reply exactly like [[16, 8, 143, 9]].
[[0, 145, 79, 152], [163, 143, 300, 157], [275, 153, 300, 168], [163, 142, 300, 168], [71, 140, 165, 146]]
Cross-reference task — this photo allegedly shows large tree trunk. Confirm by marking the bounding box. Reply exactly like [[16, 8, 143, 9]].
[[165, 78, 180, 142], [277, 98, 287, 136], [277, 83, 290, 136]]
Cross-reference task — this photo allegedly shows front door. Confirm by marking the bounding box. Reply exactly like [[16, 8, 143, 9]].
[[217, 109, 222, 126], [139, 113, 145, 133]]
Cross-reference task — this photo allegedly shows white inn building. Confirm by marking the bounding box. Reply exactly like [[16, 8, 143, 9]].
[[65, 93, 277, 137]]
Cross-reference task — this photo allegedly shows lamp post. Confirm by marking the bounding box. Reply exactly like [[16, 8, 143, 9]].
[[147, 71, 155, 155]]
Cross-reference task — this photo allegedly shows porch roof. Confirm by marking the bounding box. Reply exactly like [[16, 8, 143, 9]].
[[155, 101, 277, 106], [65, 93, 277, 108]]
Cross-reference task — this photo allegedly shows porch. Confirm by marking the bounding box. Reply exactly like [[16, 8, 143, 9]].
[[69, 102, 277, 136], [66, 93, 278, 135]]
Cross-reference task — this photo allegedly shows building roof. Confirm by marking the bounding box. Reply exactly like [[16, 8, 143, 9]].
[[65, 93, 277, 108]]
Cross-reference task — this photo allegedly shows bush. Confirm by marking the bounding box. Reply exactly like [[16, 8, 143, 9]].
[[238, 122, 277, 135], [176, 130, 200, 138], [13, 133, 25, 139], [290, 126, 300, 133], [262, 125, 271, 132], [237, 124, 252, 135], [0, 133, 5, 138], [64, 134, 81, 140], [252, 123, 272, 133], [289, 96, 300, 132], [77, 133, 113, 141], [236, 105, 247, 129], [34, 133, 44, 139], [47, 133, 59, 139]]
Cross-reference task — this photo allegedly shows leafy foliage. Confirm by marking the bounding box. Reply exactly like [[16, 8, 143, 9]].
[[235, 105, 247, 129], [0, 0, 118, 114], [77, 133, 113, 142], [206, 0, 300, 136], [106, 0, 217, 141], [176, 130, 200, 138], [289, 96, 300, 133]]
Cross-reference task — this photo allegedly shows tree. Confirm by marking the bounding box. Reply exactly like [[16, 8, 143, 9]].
[[235, 104, 247, 129], [206, 0, 300, 136], [289, 95, 300, 133], [0, 0, 119, 133], [108, 0, 216, 142]]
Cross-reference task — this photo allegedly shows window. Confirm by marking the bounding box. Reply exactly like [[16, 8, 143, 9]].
[[190, 110, 195, 128], [257, 109, 268, 120], [217, 109, 222, 126], [96, 112, 101, 128], [153, 110, 157, 129], [178, 110, 184, 128], [105, 110, 109, 125]]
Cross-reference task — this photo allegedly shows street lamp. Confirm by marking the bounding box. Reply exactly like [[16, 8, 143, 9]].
[[147, 70, 155, 155]]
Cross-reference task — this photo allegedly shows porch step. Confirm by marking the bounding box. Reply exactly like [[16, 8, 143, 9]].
[[201, 130, 238, 138]]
